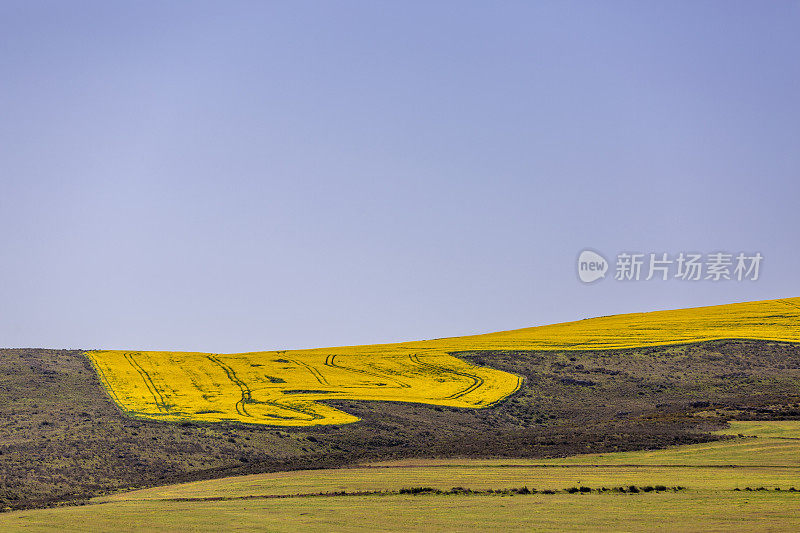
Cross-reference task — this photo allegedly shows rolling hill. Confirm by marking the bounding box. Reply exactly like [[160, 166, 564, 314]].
[[86, 297, 800, 426], [1, 297, 799, 512]]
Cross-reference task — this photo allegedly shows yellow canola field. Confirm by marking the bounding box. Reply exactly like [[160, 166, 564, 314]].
[[88, 350, 520, 426], [87, 297, 800, 426]]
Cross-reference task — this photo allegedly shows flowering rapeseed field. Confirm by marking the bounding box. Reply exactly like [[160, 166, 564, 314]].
[[87, 297, 800, 426]]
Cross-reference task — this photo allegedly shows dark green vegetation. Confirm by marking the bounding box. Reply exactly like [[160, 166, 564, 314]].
[[1, 340, 799, 510], [395, 485, 684, 496]]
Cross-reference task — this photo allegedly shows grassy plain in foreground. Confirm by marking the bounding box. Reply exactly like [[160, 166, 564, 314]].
[[3, 492, 800, 533], [4, 421, 800, 532], [96, 424, 800, 502]]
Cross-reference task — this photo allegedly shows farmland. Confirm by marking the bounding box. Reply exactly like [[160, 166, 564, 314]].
[[86, 297, 800, 426], [87, 350, 522, 426], [91, 420, 800, 501], [2, 297, 800, 512], [4, 491, 800, 532], [3, 422, 799, 532], [714, 420, 800, 439]]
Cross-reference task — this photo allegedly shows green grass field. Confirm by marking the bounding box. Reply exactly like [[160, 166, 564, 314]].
[[3, 422, 799, 531], [714, 420, 800, 439], [4, 492, 800, 533]]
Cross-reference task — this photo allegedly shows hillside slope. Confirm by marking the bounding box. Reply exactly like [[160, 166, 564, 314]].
[[87, 297, 800, 426], [2, 298, 800, 510], [3, 340, 800, 510]]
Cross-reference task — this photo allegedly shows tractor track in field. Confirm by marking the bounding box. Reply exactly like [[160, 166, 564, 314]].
[[123, 352, 168, 412], [207, 355, 324, 422], [408, 353, 484, 400], [207, 355, 252, 417], [288, 359, 330, 386], [779, 299, 800, 312], [324, 354, 410, 388]]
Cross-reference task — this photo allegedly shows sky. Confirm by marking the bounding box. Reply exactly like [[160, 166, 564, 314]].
[[1, 1, 799, 352]]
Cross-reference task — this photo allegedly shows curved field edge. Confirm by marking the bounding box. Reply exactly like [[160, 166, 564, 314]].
[[84, 350, 524, 427], [4, 423, 800, 532], [96, 422, 800, 502], [85, 297, 800, 427]]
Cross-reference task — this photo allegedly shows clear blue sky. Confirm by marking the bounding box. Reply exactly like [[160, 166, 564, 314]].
[[2, 1, 799, 352]]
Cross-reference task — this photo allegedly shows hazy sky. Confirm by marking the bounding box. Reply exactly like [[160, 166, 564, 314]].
[[2, 1, 799, 352]]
